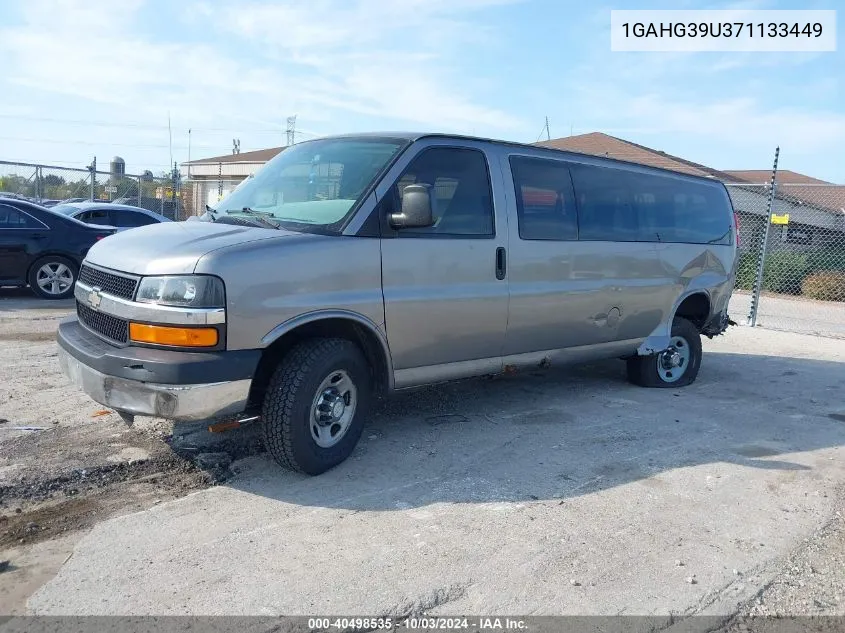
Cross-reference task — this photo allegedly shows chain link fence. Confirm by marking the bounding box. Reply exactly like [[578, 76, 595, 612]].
[[727, 180, 845, 339], [0, 160, 187, 220]]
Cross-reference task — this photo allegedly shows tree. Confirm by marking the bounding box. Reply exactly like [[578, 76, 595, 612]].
[[43, 174, 66, 187], [0, 174, 34, 197]]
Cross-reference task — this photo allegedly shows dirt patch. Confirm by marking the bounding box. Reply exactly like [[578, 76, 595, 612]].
[[0, 294, 266, 613], [0, 455, 211, 549]]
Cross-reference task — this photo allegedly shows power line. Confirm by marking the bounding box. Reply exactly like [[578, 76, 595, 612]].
[[0, 135, 222, 149], [0, 113, 321, 135]]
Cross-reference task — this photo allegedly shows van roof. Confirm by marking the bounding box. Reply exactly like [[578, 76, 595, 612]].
[[311, 132, 726, 185]]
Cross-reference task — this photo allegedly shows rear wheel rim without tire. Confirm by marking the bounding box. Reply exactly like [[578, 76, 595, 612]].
[[310, 369, 357, 448], [657, 335, 691, 383], [36, 262, 73, 296]]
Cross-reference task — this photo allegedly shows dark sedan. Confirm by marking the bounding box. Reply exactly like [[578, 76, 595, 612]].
[[0, 197, 116, 300]]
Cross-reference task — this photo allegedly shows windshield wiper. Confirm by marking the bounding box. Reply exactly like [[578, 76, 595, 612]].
[[235, 207, 281, 229]]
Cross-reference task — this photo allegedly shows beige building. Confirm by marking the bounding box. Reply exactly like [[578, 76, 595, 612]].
[[181, 146, 285, 217]]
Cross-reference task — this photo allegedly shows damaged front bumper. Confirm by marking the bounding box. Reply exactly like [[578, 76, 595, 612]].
[[57, 317, 260, 421]]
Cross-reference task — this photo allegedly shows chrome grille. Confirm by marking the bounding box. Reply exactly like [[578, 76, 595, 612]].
[[77, 302, 128, 344], [78, 265, 138, 300]]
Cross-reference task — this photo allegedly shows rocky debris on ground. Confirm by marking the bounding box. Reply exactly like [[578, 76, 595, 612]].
[[194, 452, 233, 472]]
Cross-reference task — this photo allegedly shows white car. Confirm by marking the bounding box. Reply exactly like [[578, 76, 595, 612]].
[[51, 202, 173, 232]]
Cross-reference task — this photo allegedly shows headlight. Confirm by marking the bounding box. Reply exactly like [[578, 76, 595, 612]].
[[136, 275, 225, 308]]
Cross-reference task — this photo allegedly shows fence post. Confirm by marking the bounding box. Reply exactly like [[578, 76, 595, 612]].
[[89, 157, 96, 201], [137, 176, 142, 207], [35, 165, 42, 203], [171, 161, 178, 220], [747, 147, 780, 327], [218, 162, 223, 203]]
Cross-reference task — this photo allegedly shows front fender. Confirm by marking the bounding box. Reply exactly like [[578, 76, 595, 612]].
[[261, 309, 395, 390]]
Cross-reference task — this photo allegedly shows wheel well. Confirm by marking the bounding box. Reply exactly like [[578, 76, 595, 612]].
[[674, 293, 710, 330], [247, 318, 389, 411]]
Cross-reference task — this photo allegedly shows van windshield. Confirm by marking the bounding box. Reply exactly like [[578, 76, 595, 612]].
[[212, 137, 407, 232]]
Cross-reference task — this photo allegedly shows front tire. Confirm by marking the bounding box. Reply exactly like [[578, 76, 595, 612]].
[[28, 256, 77, 300], [626, 317, 702, 388], [261, 338, 372, 475]]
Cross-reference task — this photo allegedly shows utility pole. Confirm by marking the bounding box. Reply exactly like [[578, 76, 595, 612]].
[[286, 115, 297, 146], [187, 129, 192, 178], [545, 116, 551, 140]]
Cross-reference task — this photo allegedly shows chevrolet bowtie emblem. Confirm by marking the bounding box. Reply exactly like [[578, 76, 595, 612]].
[[88, 288, 102, 309]]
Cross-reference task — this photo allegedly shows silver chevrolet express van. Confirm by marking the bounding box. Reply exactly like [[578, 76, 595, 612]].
[[58, 133, 737, 475]]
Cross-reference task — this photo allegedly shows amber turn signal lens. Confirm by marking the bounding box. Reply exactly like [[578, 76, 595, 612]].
[[129, 323, 218, 347]]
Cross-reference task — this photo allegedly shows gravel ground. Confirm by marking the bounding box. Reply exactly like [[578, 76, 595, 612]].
[[3, 287, 845, 622]]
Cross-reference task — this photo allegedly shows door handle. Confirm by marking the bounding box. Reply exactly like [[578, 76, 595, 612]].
[[495, 247, 506, 280], [30, 233, 47, 240]]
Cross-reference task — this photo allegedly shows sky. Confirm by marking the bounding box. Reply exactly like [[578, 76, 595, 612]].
[[0, 0, 842, 182]]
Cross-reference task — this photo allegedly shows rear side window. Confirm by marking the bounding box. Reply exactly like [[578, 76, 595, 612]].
[[119, 211, 158, 227], [509, 156, 578, 240], [78, 209, 112, 225], [570, 165, 732, 245], [0, 204, 42, 228], [570, 166, 640, 241]]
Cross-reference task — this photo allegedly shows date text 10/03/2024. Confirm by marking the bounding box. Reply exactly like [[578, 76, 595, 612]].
[[307, 617, 528, 630]]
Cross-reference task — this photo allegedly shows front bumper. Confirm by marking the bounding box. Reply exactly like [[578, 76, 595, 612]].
[[58, 317, 261, 421]]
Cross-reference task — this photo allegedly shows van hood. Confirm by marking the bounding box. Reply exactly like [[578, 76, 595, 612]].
[[83, 220, 297, 275]]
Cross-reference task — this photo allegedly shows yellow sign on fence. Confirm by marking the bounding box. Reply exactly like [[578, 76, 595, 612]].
[[771, 213, 790, 225]]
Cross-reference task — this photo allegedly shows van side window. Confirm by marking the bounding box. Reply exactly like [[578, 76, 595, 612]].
[[509, 156, 577, 241], [628, 174, 732, 245], [392, 147, 494, 237], [570, 165, 639, 241], [570, 165, 732, 245]]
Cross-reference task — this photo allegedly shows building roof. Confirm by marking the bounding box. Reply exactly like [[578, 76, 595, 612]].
[[724, 170, 831, 185], [184, 146, 286, 165], [724, 169, 844, 214], [534, 132, 736, 181]]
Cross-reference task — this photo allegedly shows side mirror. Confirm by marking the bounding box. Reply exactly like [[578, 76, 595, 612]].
[[389, 184, 435, 229]]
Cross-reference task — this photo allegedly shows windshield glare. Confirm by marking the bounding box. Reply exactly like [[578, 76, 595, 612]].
[[213, 138, 407, 229]]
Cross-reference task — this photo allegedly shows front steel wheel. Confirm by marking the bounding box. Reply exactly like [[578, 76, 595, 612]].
[[310, 369, 358, 448], [261, 338, 371, 475]]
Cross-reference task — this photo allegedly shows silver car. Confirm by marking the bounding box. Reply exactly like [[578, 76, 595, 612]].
[[51, 202, 172, 232], [57, 133, 738, 475]]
